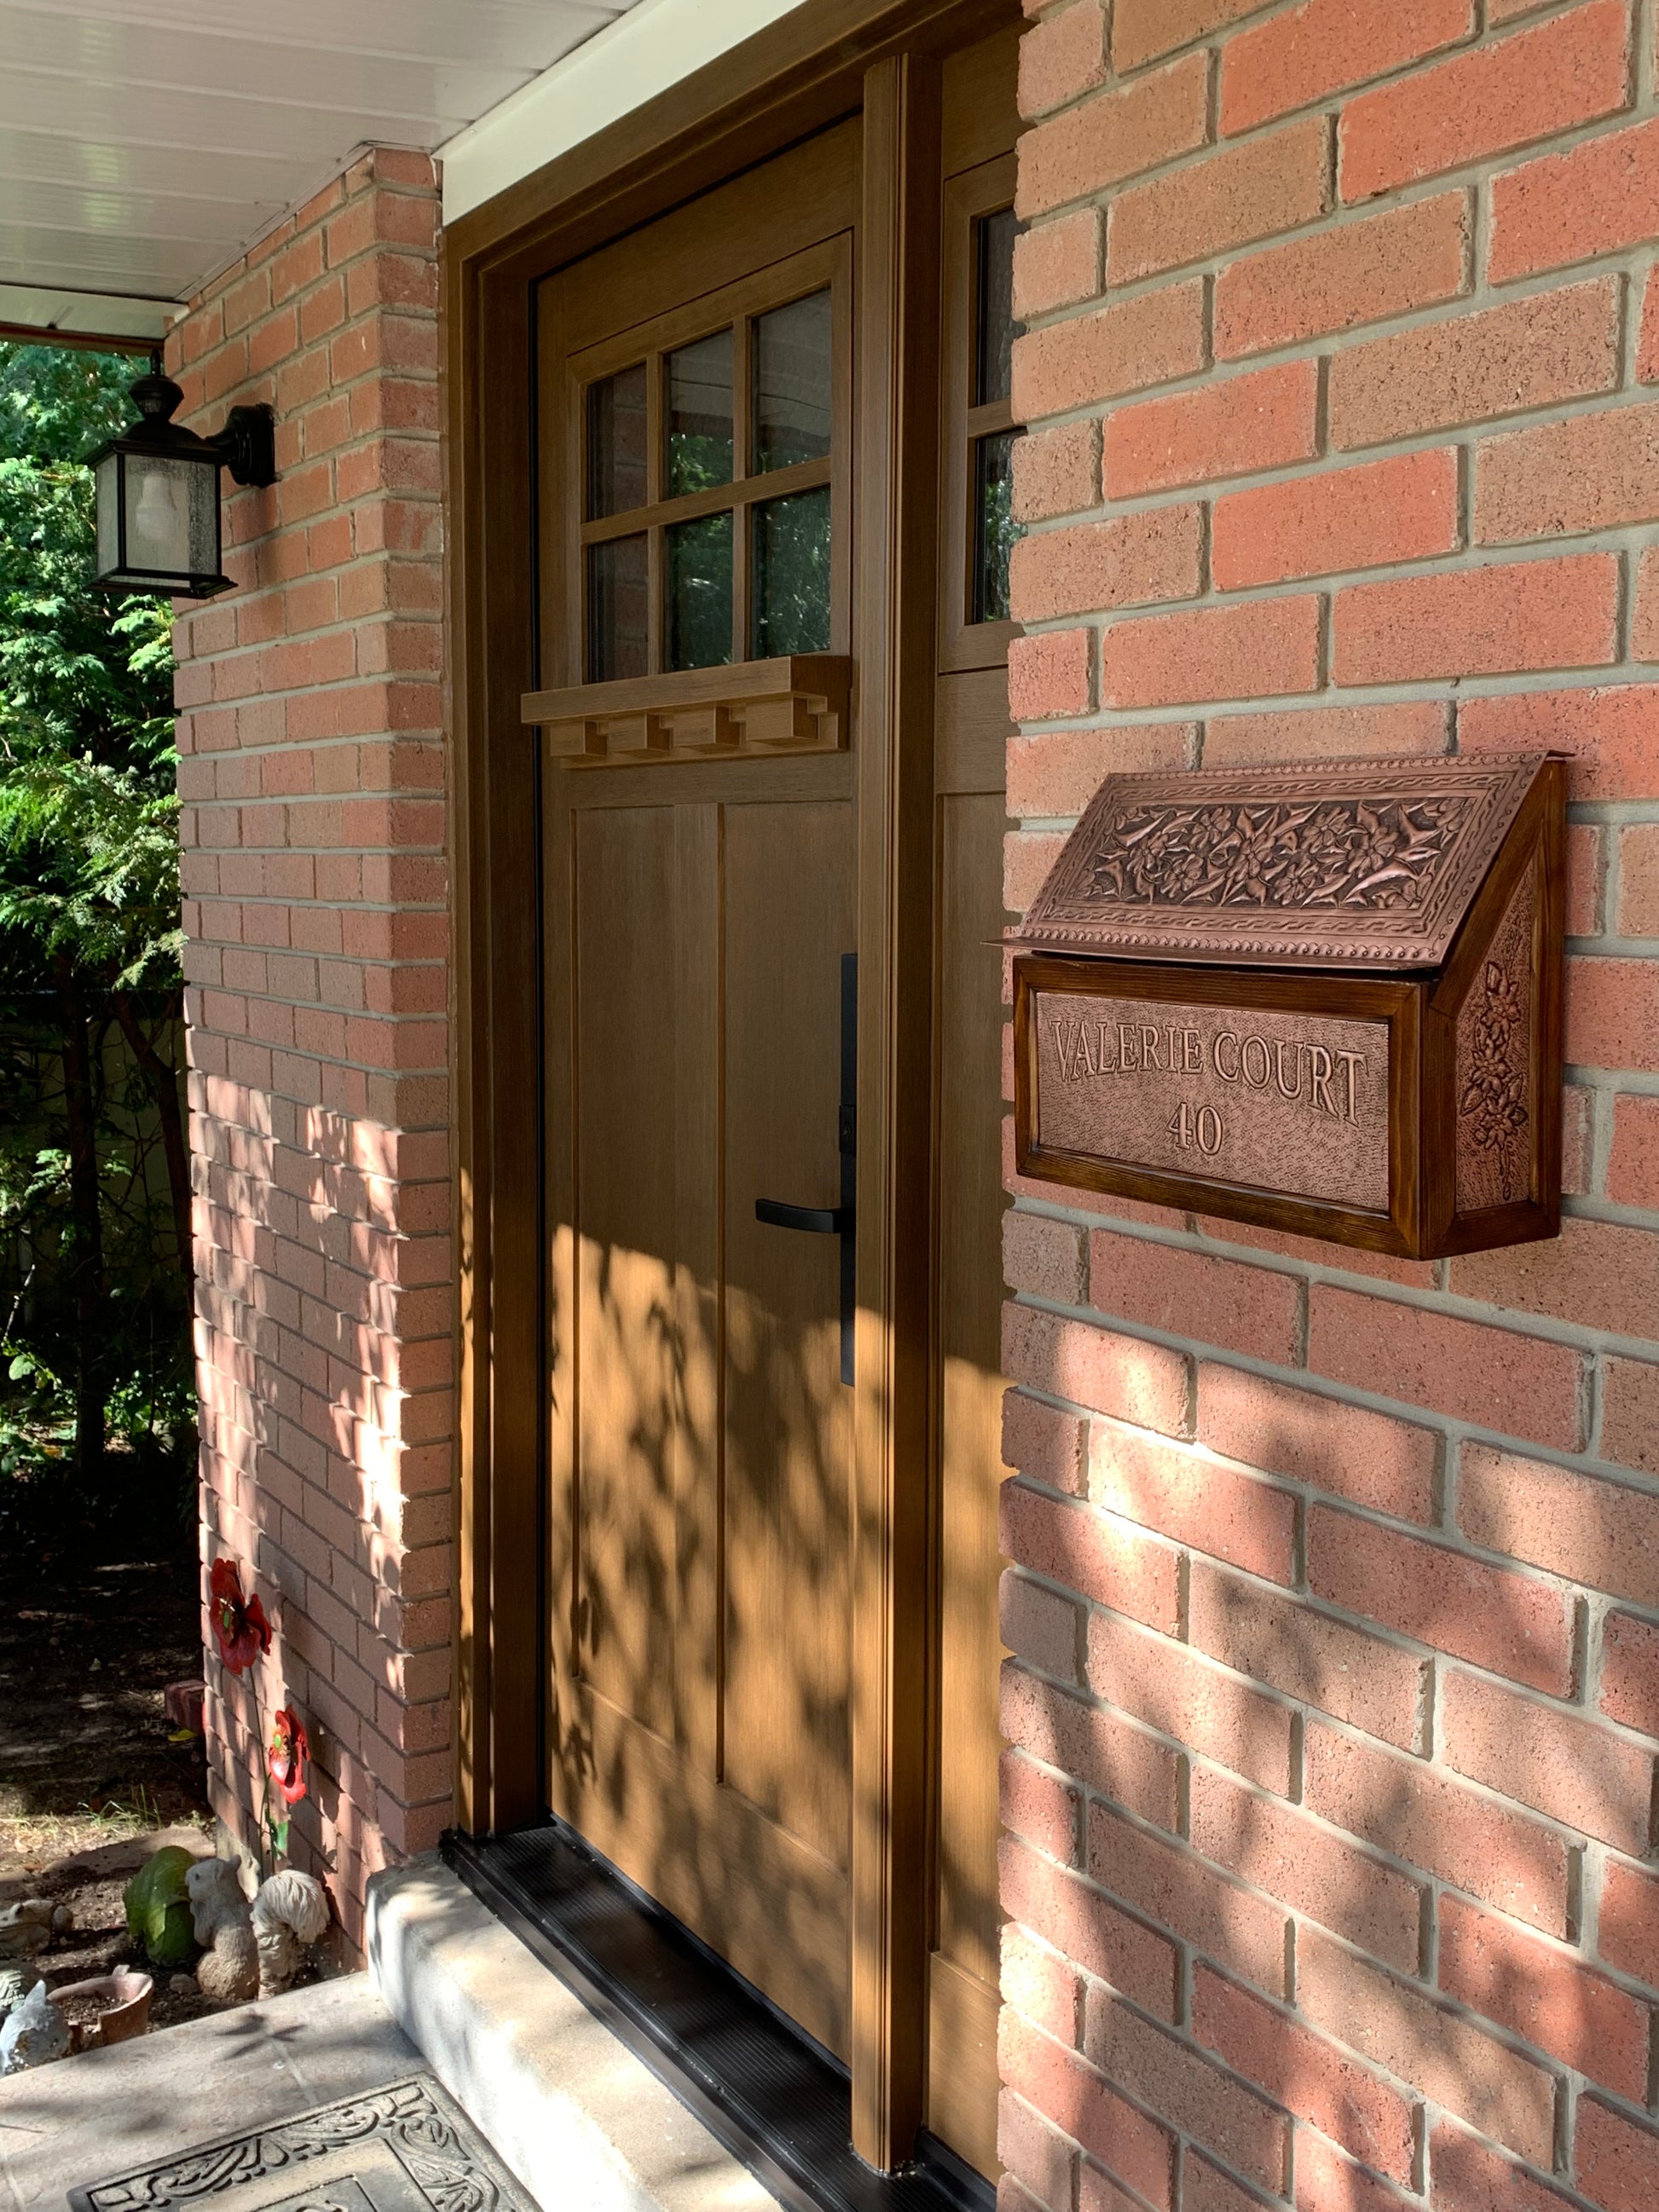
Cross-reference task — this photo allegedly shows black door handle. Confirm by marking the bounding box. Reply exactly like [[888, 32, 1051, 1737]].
[[754, 951, 857, 1385], [754, 1199, 851, 1234]]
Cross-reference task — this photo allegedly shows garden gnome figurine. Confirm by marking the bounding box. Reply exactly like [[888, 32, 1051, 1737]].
[[0, 1981, 69, 2073], [187, 1858, 258, 2004], [251, 1869, 329, 1995]]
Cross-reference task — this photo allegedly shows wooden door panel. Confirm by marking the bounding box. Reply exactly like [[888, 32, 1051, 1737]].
[[549, 121, 858, 361], [723, 799, 855, 1871], [551, 778, 857, 2057], [927, 1954, 1000, 2181], [934, 787, 1008, 1989], [559, 1687, 849, 2056], [574, 802, 680, 1738], [927, 788, 1009, 2169], [672, 803, 722, 1783]]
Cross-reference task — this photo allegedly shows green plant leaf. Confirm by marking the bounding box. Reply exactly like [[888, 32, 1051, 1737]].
[[122, 1843, 197, 1967]]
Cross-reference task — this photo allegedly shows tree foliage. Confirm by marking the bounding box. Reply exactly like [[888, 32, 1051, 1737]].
[[0, 341, 193, 1558]]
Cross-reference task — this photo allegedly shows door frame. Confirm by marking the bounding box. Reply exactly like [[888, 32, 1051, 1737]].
[[445, 0, 1009, 2169]]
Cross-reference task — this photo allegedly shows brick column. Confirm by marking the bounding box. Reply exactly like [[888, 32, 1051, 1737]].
[[165, 148, 450, 1954], [1000, 5, 1659, 2209]]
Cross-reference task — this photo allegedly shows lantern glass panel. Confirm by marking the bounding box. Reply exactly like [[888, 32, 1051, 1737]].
[[95, 453, 120, 575], [123, 452, 217, 580]]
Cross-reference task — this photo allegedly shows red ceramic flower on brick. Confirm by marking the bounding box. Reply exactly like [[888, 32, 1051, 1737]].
[[267, 1707, 309, 1806], [209, 1557, 272, 1675]]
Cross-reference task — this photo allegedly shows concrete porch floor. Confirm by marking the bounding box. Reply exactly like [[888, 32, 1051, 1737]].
[[0, 1969, 421, 2212], [0, 1857, 786, 2212]]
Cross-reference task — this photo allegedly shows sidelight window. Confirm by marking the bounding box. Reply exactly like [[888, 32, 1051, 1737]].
[[968, 204, 1025, 627], [939, 166, 1027, 673]]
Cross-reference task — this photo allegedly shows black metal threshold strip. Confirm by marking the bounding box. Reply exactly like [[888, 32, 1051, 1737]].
[[444, 1821, 994, 2212]]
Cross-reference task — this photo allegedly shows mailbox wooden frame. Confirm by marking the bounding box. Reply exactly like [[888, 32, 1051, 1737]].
[[1013, 756, 1565, 1261]]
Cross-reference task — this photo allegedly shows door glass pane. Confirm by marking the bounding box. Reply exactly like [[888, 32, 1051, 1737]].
[[587, 362, 649, 518], [972, 432, 1022, 625], [667, 328, 734, 496], [754, 292, 832, 471], [975, 207, 1021, 407], [668, 511, 733, 670], [587, 533, 650, 680], [752, 487, 830, 657]]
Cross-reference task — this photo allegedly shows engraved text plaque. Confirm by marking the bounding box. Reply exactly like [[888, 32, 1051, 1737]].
[[1033, 990, 1391, 1210]]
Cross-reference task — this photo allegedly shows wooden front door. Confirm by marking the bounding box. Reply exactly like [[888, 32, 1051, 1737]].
[[538, 125, 860, 2060]]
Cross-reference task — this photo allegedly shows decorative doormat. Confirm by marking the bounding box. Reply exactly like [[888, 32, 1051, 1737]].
[[67, 2073, 540, 2212]]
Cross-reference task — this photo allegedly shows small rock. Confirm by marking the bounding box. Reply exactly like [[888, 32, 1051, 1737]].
[[50, 1904, 73, 1933], [170, 1972, 195, 1996]]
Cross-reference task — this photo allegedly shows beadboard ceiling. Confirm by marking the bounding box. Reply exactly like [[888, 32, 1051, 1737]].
[[0, 0, 639, 343]]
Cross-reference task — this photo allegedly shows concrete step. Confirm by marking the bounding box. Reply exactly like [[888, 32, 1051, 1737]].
[[367, 1854, 786, 2212]]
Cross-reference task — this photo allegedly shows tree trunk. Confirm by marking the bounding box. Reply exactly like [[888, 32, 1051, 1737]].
[[55, 951, 107, 1480], [110, 984, 194, 1301]]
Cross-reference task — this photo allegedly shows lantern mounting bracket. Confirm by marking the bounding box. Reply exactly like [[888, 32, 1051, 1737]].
[[210, 404, 277, 490]]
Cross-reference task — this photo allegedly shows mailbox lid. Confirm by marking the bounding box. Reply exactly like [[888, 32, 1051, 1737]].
[[1014, 754, 1547, 971]]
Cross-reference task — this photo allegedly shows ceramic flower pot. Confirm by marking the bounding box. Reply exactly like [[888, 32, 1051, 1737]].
[[48, 1967, 153, 2052]]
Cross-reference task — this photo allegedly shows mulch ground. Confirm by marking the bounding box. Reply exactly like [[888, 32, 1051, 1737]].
[[0, 1552, 228, 2032]]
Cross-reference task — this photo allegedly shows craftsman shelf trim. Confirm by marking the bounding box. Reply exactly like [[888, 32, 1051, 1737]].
[[521, 653, 852, 762]]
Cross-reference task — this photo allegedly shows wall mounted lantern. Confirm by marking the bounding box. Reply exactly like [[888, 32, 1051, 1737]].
[[89, 361, 275, 599]]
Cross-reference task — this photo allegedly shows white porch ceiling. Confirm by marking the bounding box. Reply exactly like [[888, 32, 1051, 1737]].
[[0, 0, 641, 342]]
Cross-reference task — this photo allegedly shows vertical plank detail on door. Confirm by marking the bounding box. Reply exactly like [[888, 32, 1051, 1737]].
[[673, 803, 722, 1783], [852, 49, 944, 2171], [723, 800, 854, 1873]]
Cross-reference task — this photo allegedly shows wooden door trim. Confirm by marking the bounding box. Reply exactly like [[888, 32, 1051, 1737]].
[[446, 0, 1006, 2173], [849, 47, 944, 2165]]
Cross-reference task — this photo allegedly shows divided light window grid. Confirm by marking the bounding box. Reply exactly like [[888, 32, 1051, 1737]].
[[969, 204, 1024, 627], [583, 289, 834, 682]]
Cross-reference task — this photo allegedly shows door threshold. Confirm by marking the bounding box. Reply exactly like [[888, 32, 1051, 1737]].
[[443, 1821, 994, 2212]]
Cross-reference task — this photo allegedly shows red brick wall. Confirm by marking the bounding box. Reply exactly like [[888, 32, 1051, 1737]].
[[1001, 4, 1659, 2209], [164, 148, 450, 1955]]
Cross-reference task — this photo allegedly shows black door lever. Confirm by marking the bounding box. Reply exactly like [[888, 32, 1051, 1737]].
[[755, 1199, 851, 1234], [755, 951, 857, 1385]]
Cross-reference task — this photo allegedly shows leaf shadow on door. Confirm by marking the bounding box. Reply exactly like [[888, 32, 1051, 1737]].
[[544, 792, 858, 2049]]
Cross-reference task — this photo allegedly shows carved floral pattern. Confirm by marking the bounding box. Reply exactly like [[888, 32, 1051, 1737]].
[[1460, 960, 1529, 1153], [1084, 798, 1465, 914], [1017, 758, 1546, 970], [1455, 871, 1535, 1213]]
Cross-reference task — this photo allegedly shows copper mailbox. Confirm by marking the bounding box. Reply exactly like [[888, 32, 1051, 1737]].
[[1011, 756, 1565, 1259]]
